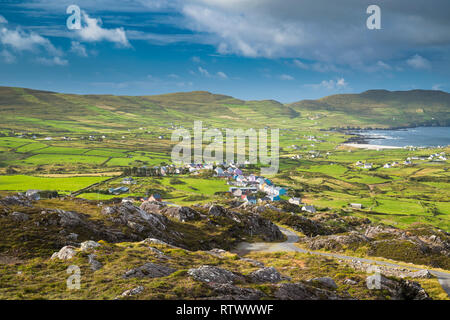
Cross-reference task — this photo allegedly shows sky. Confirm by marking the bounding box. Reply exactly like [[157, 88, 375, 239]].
[[0, 0, 449, 102]]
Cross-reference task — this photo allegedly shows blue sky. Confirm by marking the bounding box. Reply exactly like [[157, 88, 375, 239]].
[[0, 0, 449, 102]]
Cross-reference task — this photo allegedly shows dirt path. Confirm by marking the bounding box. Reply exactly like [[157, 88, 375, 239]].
[[234, 227, 450, 297]]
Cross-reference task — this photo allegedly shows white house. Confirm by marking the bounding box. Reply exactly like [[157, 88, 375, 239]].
[[350, 203, 363, 209], [301, 205, 316, 213]]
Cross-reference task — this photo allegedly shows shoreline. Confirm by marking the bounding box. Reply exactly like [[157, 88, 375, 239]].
[[341, 143, 402, 150]]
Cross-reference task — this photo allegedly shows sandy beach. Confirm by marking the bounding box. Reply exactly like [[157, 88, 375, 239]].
[[342, 143, 402, 150]]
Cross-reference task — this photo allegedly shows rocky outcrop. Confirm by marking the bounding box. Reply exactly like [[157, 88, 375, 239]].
[[121, 286, 144, 297], [51, 246, 77, 260], [249, 267, 289, 283], [160, 206, 200, 222], [366, 274, 431, 300], [80, 240, 101, 251], [123, 262, 177, 279], [346, 260, 432, 279], [306, 277, 338, 290], [140, 201, 166, 214], [120, 286, 144, 297], [303, 232, 369, 251], [207, 205, 284, 241], [10, 212, 29, 222], [245, 214, 284, 241], [101, 203, 181, 244], [188, 265, 244, 284], [0, 194, 33, 207], [207, 283, 265, 300]]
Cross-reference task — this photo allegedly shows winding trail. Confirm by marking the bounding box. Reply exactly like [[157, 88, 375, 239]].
[[234, 227, 450, 297]]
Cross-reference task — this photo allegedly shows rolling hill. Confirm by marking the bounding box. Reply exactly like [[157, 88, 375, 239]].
[[0, 86, 449, 134]]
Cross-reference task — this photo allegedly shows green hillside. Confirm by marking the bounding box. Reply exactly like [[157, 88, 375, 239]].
[[0, 87, 449, 134], [289, 89, 450, 128]]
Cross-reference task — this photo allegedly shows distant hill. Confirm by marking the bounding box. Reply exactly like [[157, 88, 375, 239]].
[[289, 89, 450, 128], [0, 86, 448, 133]]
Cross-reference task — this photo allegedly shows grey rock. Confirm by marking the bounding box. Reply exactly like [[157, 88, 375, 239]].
[[51, 246, 77, 260], [80, 240, 101, 251], [11, 211, 29, 222], [343, 279, 358, 285], [123, 263, 177, 279], [240, 258, 265, 268], [206, 248, 228, 258], [307, 277, 338, 290], [161, 206, 200, 222], [188, 265, 243, 284], [67, 233, 78, 241], [249, 267, 288, 283], [366, 273, 431, 300], [121, 286, 144, 297], [140, 201, 166, 213]]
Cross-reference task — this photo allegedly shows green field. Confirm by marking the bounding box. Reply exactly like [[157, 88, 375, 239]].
[[0, 175, 111, 192]]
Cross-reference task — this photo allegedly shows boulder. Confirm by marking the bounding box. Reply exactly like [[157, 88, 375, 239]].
[[208, 205, 229, 217], [206, 248, 229, 259], [240, 258, 265, 268], [51, 246, 77, 260], [161, 206, 200, 222], [343, 279, 358, 285], [366, 273, 431, 300], [245, 215, 284, 241], [188, 265, 243, 284], [0, 194, 33, 207], [305, 232, 369, 251], [10, 212, 29, 222], [405, 270, 432, 279], [123, 263, 177, 279], [140, 201, 166, 214], [80, 240, 101, 251], [307, 277, 338, 290], [58, 210, 87, 228], [121, 286, 144, 297], [249, 267, 288, 283]]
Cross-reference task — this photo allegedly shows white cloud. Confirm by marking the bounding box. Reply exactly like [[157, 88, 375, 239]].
[[0, 15, 7, 24], [177, 0, 450, 69], [70, 41, 88, 57], [191, 56, 201, 63], [432, 84, 444, 91], [0, 26, 61, 56], [37, 56, 68, 66], [198, 66, 210, 76], [293, 59, 308, 70], [0, 24, 65, 65], [76, 12, 130, 47], [306, 77, 348, 90], [376, 61, 392, 70], [217, 71, 228, 79], [280, 74, 294, 81], [406, 54, 431, 70]]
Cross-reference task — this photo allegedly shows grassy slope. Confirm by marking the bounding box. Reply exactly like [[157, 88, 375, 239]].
[[1, 87, 449, 133]]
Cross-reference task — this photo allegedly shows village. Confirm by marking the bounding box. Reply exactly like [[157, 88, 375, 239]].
[[110, 162, 317, 214]]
